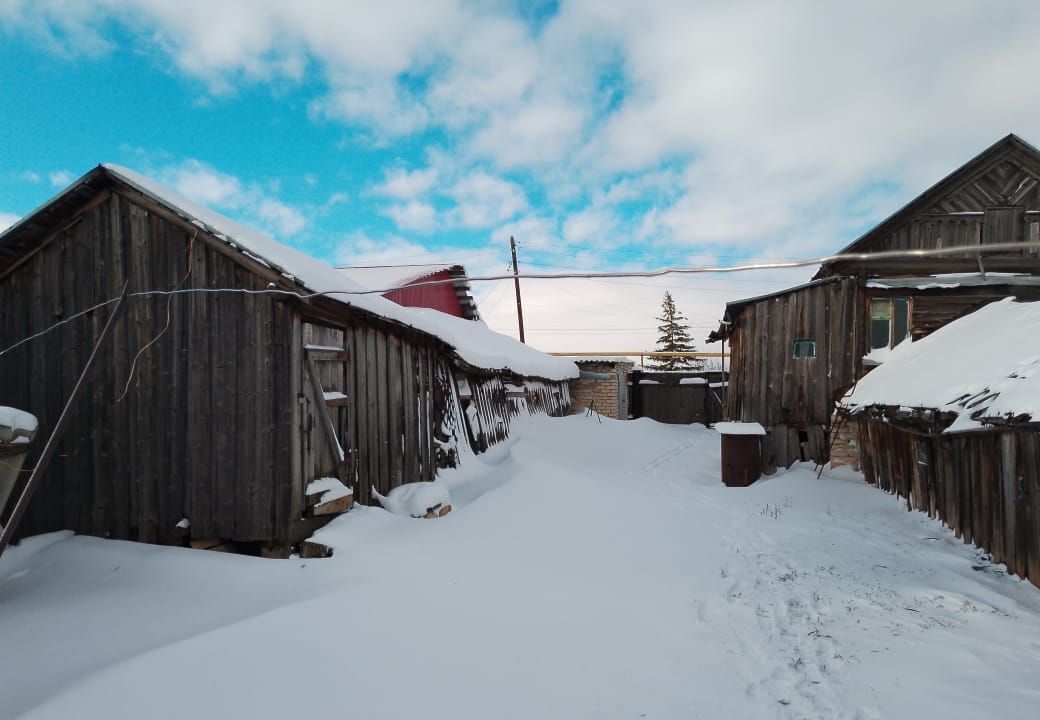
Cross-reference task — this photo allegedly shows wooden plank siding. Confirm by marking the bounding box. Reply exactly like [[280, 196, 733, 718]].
[[858, 418, 1040, 588], [0, 172, 575, 551], [725, 277, 862, 469], [821, 142, 1040, 277], [0, 191, 294, 545]]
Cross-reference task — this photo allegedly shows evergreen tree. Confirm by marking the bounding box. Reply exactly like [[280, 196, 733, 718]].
[[650, 291, 701, 370]]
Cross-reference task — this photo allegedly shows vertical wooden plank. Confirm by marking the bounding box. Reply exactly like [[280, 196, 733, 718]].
[[402, 343, 418, 483], [1025, 432, 1040, 585], [110, 194, 132, 540], [375, 331, 389, 490], [186, 235, 212, 538], [365, 326, 380, 500], [1001, 432, 1018, 572], [234, 270, 255, 538], [287, 312, 304, 527], [387, 336, 403, 487]]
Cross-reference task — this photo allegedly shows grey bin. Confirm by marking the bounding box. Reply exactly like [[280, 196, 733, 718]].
[[0, 411, 37, 516], [715, 422, 766, 487]]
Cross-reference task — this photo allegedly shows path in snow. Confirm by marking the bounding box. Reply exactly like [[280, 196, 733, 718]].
[[1, 415, 1038, 719]]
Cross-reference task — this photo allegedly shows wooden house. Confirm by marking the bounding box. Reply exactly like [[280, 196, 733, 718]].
[[842, 299, 1040, 587], [0, 165, 576, 555], [337, 264, 480, 320], [708, 134, 1040, 471]]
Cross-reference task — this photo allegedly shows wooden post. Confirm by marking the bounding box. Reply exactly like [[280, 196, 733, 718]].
[[0, 283, 129, 559], [509, 236, 525, 343]]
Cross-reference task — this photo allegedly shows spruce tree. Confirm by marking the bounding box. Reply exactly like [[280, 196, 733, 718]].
[[650, 291, 701, 370]]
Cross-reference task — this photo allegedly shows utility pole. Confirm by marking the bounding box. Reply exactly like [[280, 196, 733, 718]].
[[509, 235, 526, 343]]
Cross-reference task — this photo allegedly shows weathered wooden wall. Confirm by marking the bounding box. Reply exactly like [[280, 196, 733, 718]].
[[298, 320, 454, 507], [456, 373, 570, 453], [726, 277, 862, 469], [0, 191, 296, 545], [823, 151, 1040, 276], [867, 286, 1040, 341], [858, 418, 1040, 588], [0, 180, 577, 548]]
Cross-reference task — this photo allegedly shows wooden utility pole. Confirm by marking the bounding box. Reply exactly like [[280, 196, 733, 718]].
[[509, 236, 526, 343]]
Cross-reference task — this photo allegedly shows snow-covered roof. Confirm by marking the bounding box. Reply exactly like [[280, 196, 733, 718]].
[[866, 273, 1040, 291], [843, 298, 1040, 431], [95, 165, 578, 381], [336, 264, 455, 291]]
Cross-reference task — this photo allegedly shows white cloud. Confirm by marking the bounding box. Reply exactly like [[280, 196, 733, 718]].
[[373, 167, 438, 201], [0, 212, 20, 233], [48, 170, 73, 187], [562, 208, 616, 246], [447, 172, 528, 228], [382, 201, 437, 233], [158, 158, 307, 237], [11, 0, 1040, 350]]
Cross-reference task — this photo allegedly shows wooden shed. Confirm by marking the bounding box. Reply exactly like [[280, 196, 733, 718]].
[[843, 299, 1040, 587], [709, 134, 1040, 471], [0, 165, 576, 555]]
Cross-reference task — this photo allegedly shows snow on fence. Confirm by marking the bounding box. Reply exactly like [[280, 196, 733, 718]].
[[858, 417, 1040, 588]]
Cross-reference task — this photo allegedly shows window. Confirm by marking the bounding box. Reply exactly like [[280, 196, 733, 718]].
[[870, 298, 910, 350], [791, 339, 816, 358]]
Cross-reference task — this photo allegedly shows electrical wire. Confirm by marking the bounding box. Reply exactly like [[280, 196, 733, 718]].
[[2, 240, 1037, 359]]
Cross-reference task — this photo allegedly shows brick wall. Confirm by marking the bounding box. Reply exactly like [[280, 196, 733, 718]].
[[569, 362, 633, 420], [828, 410, 860, 470]]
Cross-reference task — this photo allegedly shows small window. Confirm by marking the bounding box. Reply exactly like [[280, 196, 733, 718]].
[[792, 339, 816, 358], [870, 298, 911, 351]]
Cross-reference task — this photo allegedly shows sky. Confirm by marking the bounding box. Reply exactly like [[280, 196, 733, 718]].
[[3, 1, 1040, 353]]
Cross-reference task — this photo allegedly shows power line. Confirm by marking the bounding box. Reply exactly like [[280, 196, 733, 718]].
[[3, 241, 1035, 358], [351, 241, 1040, 295]]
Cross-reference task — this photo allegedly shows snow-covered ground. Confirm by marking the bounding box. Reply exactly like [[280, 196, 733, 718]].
[[2, 416, 1039, 719]]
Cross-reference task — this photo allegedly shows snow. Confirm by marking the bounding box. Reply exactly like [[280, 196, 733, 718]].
[[322, 390, 347, 402], [0, 406, 37, 441], [371, 480, 451, 518], [3, 416, 1040, 720], [844, 298, 1040, 429], [175, 518, 190, 530], [715, 421, 767, 435], [336, 264, 454, 291], [639, 379, 660, 384], [304, 344, 344, 352], [305, 477, 352, 504], [861, 345, 894, 366], [678, 377, 707, 385], [403, 309, 578, 380], [100, 165, 576, 381], [866, 273, 1040, 290]]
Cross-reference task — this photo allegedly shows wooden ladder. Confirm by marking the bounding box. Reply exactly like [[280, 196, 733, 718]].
[[303, 343, 352, 495]]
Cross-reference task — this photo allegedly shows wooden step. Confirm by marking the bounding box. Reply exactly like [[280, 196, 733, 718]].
[[304, 344, 350, 362], [299, 540, 333, 559], [323, 390, 349, 407], [305, 476, 354, 517]]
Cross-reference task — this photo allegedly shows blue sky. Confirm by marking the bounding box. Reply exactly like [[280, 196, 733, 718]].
[[3, 1, 1040, 350]]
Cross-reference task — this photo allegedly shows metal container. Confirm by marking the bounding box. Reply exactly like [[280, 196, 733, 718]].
[[716, 422, 766, 487]]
